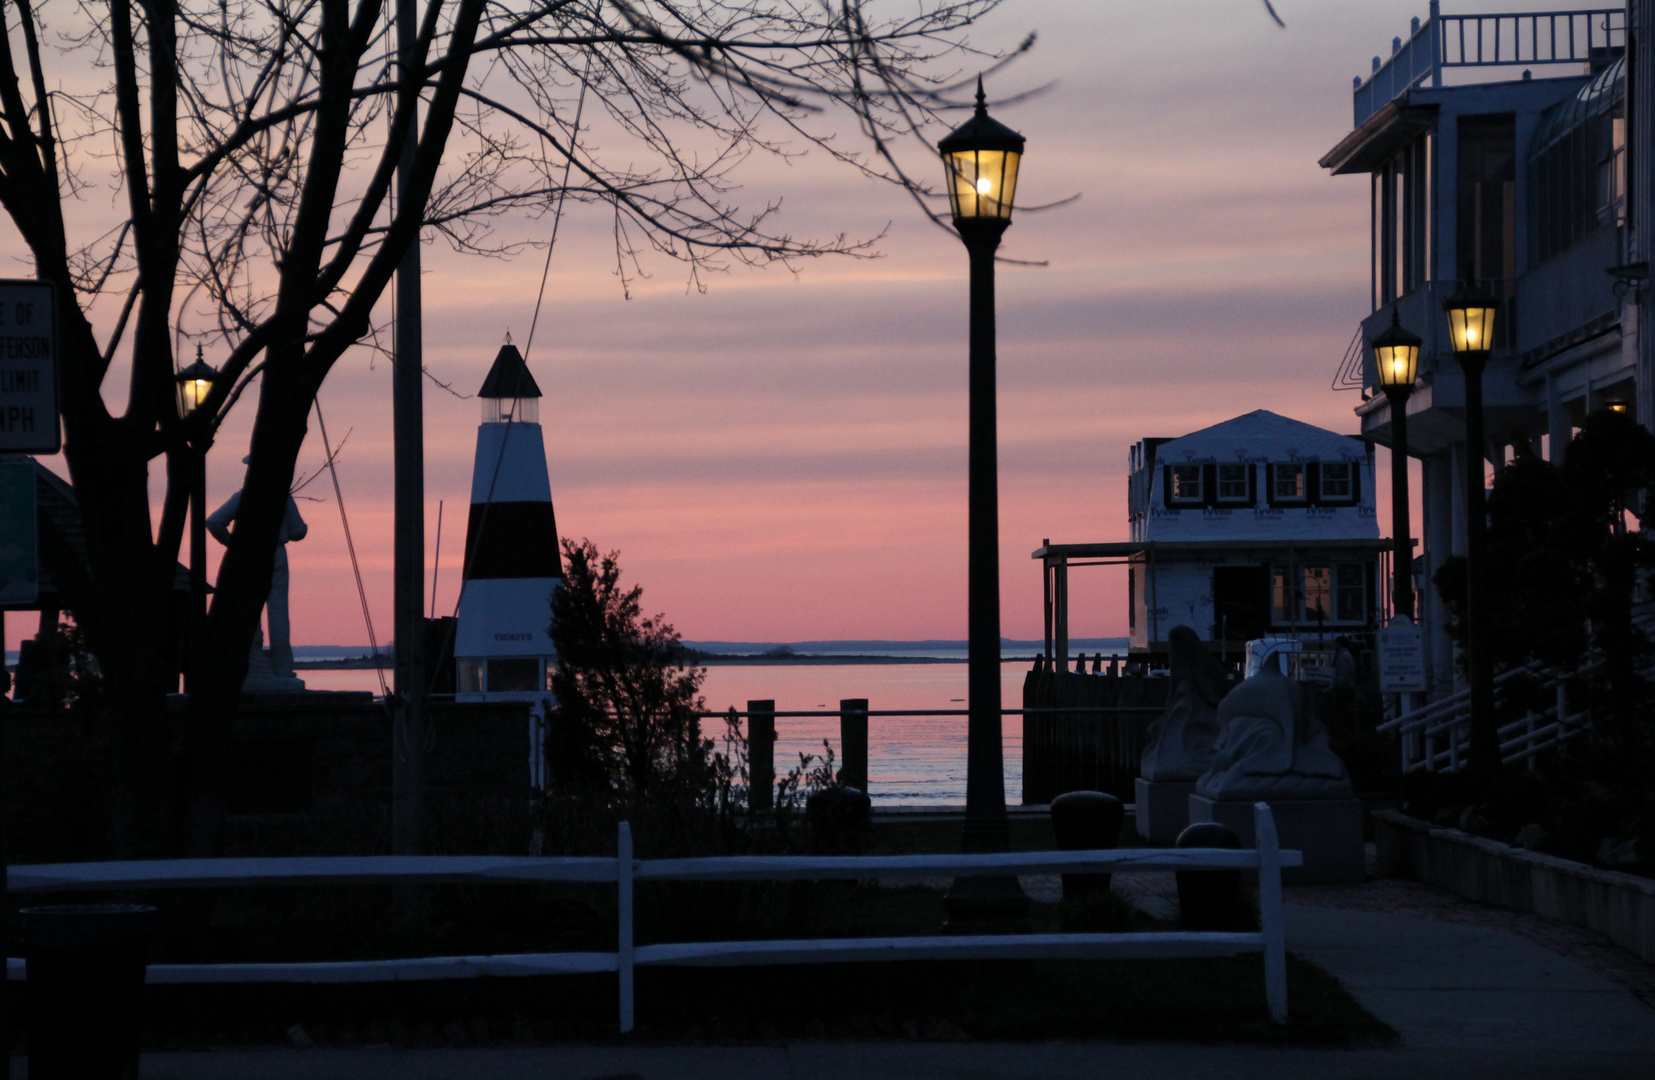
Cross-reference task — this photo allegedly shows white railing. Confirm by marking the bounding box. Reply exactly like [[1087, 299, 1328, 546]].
[[1380, 596, 1655, 773], [1380, 658, 1594, 772], [1355, 4, 1626, 126], [6, 804, 1303, 1028]]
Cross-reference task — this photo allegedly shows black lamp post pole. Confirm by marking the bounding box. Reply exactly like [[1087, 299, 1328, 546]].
[[1384, 389, 1414, 622], [962, 219, 1011, 856], [1460, 351, 1497, 777], [942, 218, 1030, 930], [189, 447, 207, 691]]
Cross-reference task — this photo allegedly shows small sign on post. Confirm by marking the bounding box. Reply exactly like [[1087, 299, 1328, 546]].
[[0, 278, 60, 454], [1378, 615, 1426, 693]]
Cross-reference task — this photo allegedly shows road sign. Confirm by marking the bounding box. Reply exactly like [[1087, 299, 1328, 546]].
[[1378, 615, 1426, 692], [0, 279, 59, 453], [0, 461, 38, 605]]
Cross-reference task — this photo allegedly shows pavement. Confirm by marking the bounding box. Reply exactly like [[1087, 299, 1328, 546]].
[[19, 872, 1655, 1079]]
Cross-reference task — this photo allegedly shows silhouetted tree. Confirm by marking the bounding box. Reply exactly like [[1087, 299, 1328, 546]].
[[0, 0, 1011, 853], [548, 538, 713, 802]]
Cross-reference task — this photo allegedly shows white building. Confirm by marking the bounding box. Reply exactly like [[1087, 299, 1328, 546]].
[[1036, 410, 1387, 665], [1322, 3, 1643, 695]]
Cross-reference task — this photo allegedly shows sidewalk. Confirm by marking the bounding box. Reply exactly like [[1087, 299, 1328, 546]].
[[32, 874, 1655, 1079]]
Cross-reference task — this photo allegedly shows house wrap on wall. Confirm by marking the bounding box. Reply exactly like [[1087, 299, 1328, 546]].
[[1036, 410, 1389, 665]]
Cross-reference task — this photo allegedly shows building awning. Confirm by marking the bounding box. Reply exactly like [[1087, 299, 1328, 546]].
[[1319, 100, 1438, 176]]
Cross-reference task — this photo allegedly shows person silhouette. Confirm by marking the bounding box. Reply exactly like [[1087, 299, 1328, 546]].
[[206, 457, 309, 677]]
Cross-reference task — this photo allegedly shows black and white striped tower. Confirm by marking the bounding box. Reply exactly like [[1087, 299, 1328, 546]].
[[454, 343, 563, 702]]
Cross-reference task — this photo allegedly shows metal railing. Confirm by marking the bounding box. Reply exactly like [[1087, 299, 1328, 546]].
[[7, 806, 1303, 1028], [1378, 660, 1594, 772], [1355, 4, 1625, 126]]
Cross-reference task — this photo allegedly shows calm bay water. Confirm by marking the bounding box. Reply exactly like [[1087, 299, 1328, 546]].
[[300, 662, 1028, 805]]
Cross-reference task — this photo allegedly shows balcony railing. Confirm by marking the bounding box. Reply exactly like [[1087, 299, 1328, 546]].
[[1355, 3, 1626, 126]]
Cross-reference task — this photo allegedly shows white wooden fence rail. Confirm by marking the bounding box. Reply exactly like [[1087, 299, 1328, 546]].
[[6, 803, 1301, 1028]]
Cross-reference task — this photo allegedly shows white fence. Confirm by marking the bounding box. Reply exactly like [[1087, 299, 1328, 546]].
[[6, 803, 1302, 1029]]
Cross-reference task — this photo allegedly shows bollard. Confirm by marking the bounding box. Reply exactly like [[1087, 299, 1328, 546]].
[[839, 698, 869, 794], [1050, 790, 1124, 897], [748, 699, 776, 811], [806, 784, 873, 854], [21, 904, 158, 1080], [1175, 822, 1243, 930]]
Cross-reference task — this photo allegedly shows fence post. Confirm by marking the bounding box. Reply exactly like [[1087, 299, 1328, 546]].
[[839, 698, 869, 793], [1254, 802, 1288, 1025], [748, 700, 776, 811], [617, 821, 635, 1034]]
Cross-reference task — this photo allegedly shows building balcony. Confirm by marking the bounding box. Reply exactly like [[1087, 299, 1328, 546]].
[[1354, 282, 1532, 458], [1354, 3, 1624, 128]]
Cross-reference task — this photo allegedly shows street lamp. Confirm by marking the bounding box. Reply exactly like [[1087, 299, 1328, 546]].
[[175, 347, 218, 694], [1441, 281, 1501, 780], [938, 78, 1029, 930], [1372, 308, 1420, 622]]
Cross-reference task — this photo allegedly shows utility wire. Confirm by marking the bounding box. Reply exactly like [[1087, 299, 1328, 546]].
[[315, 400, 390, 697]]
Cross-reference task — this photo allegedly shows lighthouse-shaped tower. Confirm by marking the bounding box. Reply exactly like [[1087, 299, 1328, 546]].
[[454, 343, 562, 701]]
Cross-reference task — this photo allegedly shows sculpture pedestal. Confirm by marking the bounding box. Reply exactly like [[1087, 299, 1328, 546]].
[[242, 630, 306, 694], [1135, 778, 1195, 845], [1188, 794, 1364, 884]]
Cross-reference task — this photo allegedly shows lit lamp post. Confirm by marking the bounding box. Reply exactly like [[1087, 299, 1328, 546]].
[[1441, 282, 1501, 780], [175, 347, 218, 694], [938, 78, 1029, 929], [1372, 309, 1421, 622]]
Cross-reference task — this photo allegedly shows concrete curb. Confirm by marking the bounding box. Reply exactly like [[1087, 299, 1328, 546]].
[[1373, 810, 1655, 961]]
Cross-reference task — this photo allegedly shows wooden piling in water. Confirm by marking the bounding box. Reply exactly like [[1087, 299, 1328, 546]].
[[748, 699, 776, 811], [839, 698, 869, 793]]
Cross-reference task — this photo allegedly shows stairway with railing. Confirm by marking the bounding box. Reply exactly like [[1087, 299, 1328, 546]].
[[1378, 603, 1655, 773]]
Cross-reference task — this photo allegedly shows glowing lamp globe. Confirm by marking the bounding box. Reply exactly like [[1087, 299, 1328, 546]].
[[1371, 309, 1422, 391], [175, 347, 218, 419], [1442, 281, 1501, 357], [938, 79, 1026, 224]]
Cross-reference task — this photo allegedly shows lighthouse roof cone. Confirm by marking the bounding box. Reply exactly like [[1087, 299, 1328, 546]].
[[454, 343, 562, 704]]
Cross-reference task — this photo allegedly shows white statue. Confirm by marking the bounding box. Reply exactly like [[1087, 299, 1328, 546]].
[[207, 458, 309, 678], [1194, 642, 1351, 801], [1139, 625, 1226, 782]]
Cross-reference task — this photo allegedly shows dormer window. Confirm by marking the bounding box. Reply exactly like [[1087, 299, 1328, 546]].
[[1216, 464, 1252, 503], [1272, 463, 1306, 501], [1321, 462, 1355, 501], [1169, 465, 1203, 504]]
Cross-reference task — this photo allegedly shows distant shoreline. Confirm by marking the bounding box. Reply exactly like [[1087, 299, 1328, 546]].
[[295, 653, 1050, 670]]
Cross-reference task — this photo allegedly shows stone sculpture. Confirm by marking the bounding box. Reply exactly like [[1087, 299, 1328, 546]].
[[1139, 626, 1227, 782], [207, 457, 309, 679], [1194, 645, 1351, 801]]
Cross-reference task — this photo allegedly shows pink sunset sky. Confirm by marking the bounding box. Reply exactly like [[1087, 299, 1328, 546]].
[[8, 2, 1535, 651]]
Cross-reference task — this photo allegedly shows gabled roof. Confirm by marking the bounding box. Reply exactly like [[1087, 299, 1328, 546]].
[[478, 344, 542, 399], [1157, 410, 1367, 464]]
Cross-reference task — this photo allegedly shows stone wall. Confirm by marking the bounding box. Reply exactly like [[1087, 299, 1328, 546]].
[[1374, 809, 1655, 962], [3, 697, 534, 862]]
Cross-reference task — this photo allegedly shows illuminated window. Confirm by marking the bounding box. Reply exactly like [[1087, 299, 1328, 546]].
[[457, 659, 483, 693], [1170, 465, 1203, 503], [1272, 563, 1368, 624]]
